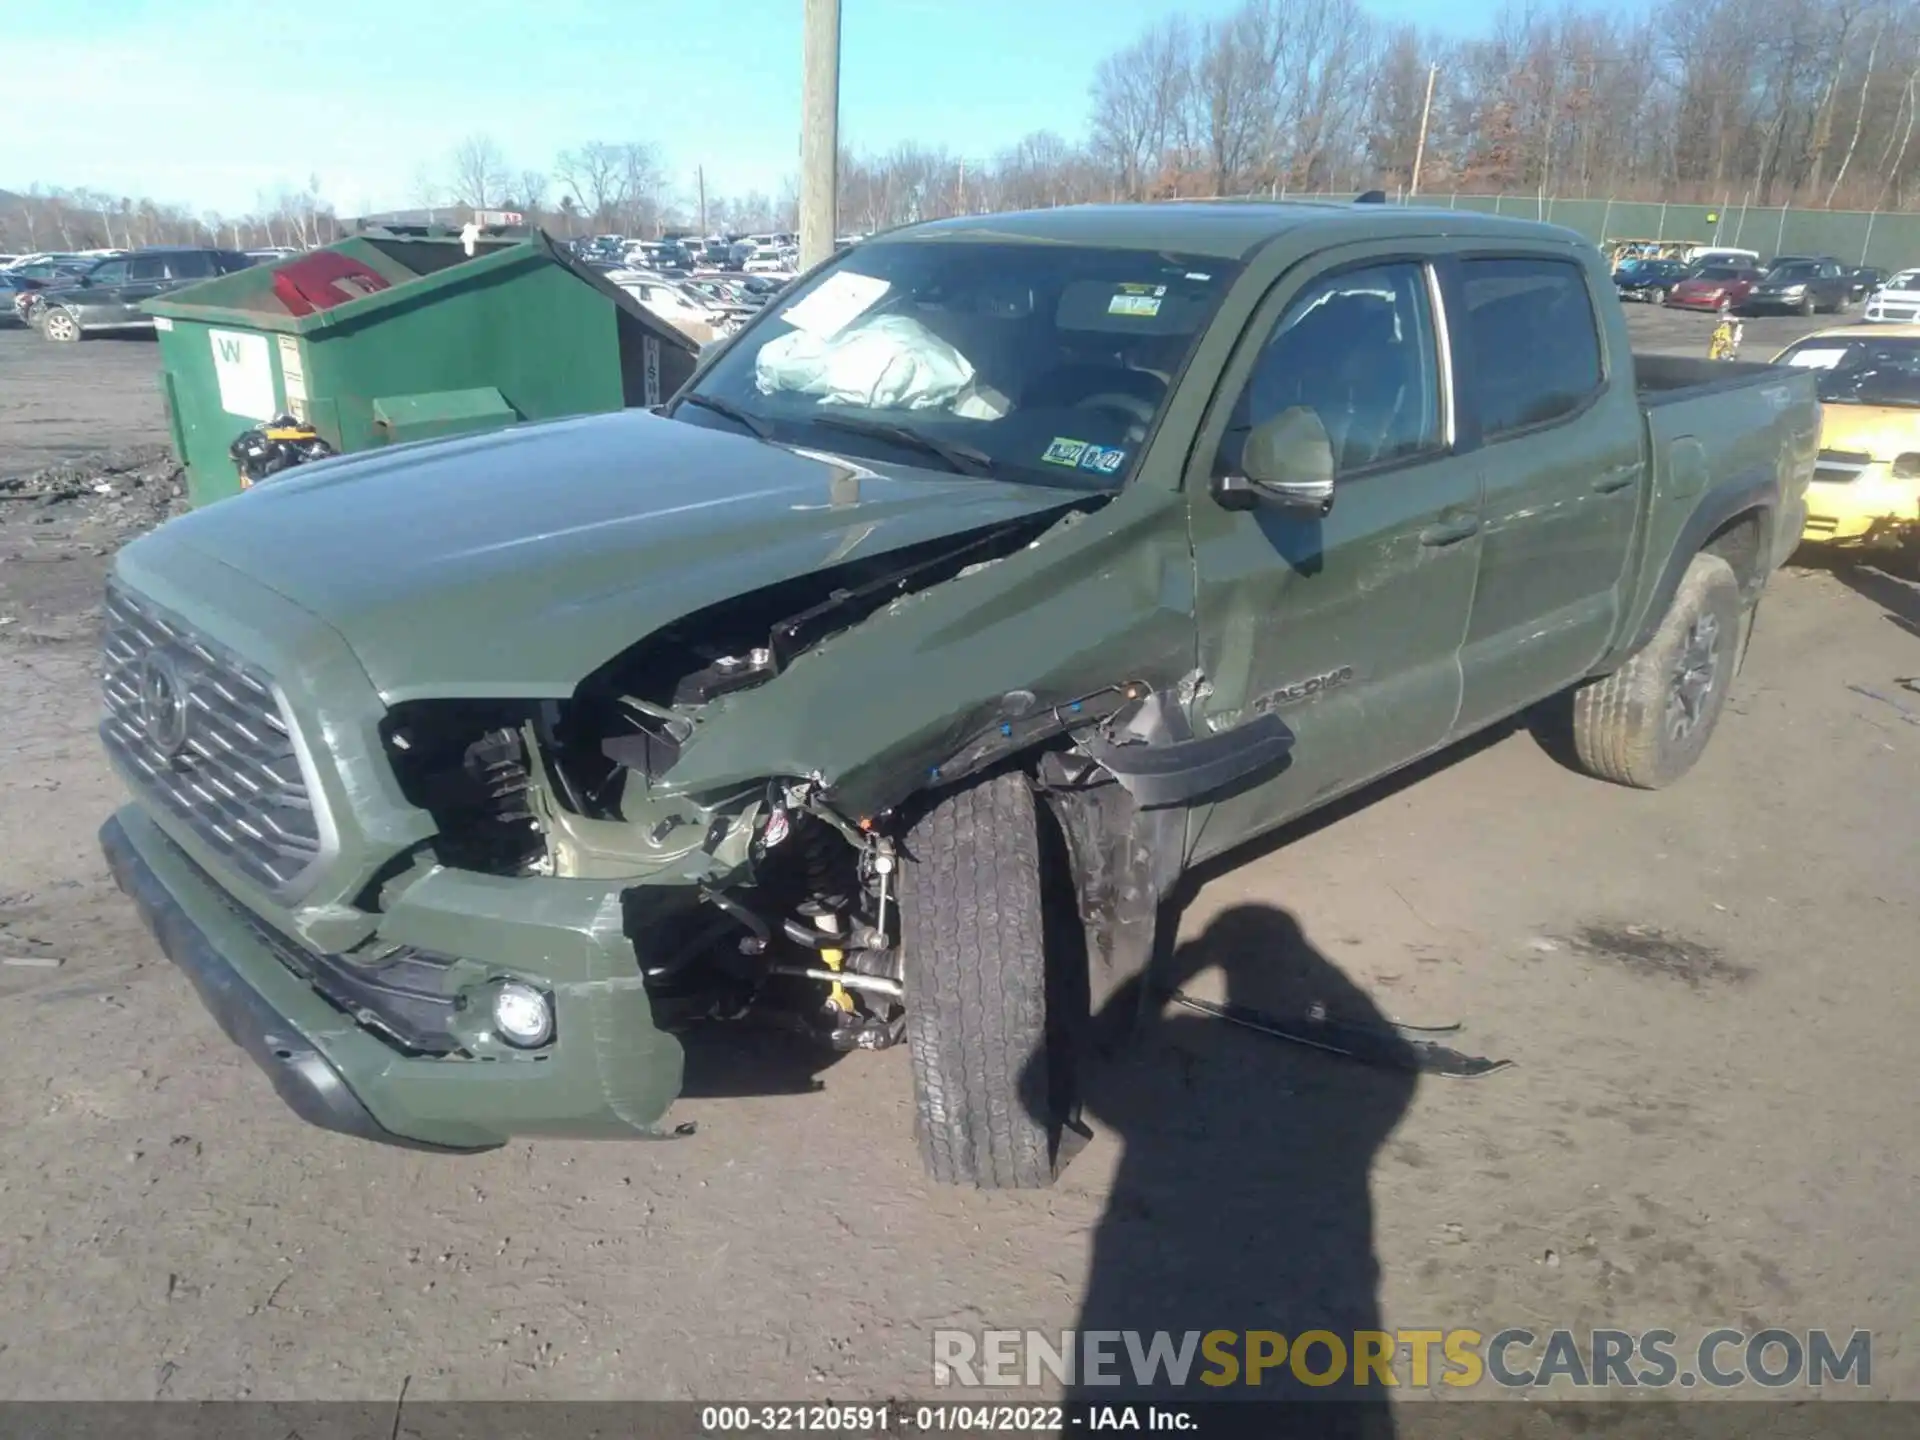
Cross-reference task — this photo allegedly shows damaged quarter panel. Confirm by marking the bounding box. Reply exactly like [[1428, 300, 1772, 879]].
[[657, 477, 1201, 817]]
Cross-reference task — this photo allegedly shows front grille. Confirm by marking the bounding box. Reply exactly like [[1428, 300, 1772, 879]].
[[101, 581, 323, 895], [1803, 515, 1839, 535]]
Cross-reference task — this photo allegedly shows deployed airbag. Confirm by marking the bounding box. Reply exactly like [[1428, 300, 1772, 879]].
[[755, 315, 997, 414]]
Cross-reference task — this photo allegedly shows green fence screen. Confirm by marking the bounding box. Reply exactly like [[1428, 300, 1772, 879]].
[[1270, 193, 1920, 270]]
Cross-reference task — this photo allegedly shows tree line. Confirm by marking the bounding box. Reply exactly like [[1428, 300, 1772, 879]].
[[7, 0, 1919, 254]]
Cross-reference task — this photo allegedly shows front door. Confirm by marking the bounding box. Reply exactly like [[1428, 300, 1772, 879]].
[[1185, 250, 1484, 864]]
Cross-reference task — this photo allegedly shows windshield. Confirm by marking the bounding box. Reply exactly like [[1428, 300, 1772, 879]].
[[1694, 267, 1747, 281], [1768, 264, 1818, 282], [675, 240, 1240, 488], [1777, 336, 1920, 408], [1887, 271, 1920, 290]]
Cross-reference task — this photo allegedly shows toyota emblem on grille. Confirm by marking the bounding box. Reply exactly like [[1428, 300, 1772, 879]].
[[139, 652, 191, 758]]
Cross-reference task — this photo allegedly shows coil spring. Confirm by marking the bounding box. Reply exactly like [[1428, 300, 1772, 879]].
[[793, 813, 855, 913]]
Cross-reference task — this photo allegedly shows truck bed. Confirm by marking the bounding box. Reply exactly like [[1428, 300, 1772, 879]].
[[1607, 352, 1822, 659]]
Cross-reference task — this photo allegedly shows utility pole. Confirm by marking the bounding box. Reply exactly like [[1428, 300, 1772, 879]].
[[800, 0, 841, 269], [1409, 62, 1438, 198], [697, 165, 708, 237]]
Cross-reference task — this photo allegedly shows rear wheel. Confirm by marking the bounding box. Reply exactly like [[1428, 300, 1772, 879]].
[[900, 771, 1065, 1189], [41, 308, 82, 343], [1567, 552, 1743, 790]]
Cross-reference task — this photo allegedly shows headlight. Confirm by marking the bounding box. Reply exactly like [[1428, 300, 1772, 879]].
[[1891, 453, 1920, 480]]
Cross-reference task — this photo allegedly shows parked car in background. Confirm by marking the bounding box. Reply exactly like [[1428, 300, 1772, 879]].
[[1746, 258, 1853, 316], [1863, 269, 1920, 325], [1665, 263, 1762, 313], [3, 259, 88, 323], [1773, 325, 1920, 549], [1680, 245, 1761, 269], [625, 240, 694, 275], [1847, 267, 1885, 301], [614, 274, 731, 340], [247, 247, 300, 263], [1613, 257, 1692, 304], [34, 246, 254, 342]]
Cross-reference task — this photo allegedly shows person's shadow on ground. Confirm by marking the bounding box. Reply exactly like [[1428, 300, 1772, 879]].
[[1059, 902, 1416, 1433]]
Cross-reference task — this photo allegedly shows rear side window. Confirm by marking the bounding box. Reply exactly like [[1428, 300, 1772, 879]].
[[1461, 257, 1604, 439], [164, 252, 214, 280], [129, 256, 166, 282]]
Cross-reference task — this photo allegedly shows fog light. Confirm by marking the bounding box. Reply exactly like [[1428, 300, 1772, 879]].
[[492, 981, 554, 1048]]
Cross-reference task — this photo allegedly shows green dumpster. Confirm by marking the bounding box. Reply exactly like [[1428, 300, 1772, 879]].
[[146, 227, 700, 506]]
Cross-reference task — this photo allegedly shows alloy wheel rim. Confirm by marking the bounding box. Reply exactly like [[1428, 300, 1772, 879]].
[[1666, 612, 1721, 742]]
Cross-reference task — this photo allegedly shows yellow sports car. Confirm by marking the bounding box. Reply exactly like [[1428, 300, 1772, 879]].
[[1773, 325, 1920, 546]]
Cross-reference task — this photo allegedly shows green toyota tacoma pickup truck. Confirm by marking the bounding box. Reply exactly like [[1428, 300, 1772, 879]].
[[99, 202, 1818, 1188]]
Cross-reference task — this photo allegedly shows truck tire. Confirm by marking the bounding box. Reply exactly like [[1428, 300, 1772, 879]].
[[900, 770, 1058, 1189], [1569, 552, 1742, 790]]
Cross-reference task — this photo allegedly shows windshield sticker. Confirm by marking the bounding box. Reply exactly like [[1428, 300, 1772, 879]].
[[1109, 282, 1167, 318], [1785, 348, 1846, 369], [780, 271, 890, 338], [1043, 438, 1127, 474]]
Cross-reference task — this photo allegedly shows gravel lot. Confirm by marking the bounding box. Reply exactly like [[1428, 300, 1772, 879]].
[[0, 303, 1915, 1406]]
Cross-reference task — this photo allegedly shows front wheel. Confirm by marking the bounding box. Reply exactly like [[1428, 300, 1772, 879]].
[[41, 308, 82, 343], [1566, 552, 1743, 790], [1799, 293, 1816, 317], [900, 771, 1068, 1189]]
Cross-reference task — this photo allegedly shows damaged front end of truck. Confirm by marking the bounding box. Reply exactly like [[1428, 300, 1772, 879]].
[[369, 494, 1223, 1064], [98, 420, 1271, 1151]]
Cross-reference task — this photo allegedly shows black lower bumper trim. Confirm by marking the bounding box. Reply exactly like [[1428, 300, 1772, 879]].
[[100, 815, 490, 1154]]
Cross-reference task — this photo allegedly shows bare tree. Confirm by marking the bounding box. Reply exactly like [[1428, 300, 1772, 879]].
[[449, 134, 510, 210]]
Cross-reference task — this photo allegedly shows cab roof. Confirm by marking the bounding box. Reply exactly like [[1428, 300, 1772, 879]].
[[890, 201, 1586, 261]]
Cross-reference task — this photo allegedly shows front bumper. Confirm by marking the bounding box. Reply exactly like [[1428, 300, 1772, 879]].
[[101, 805, 687, 1151], [1801, 469, 1920, 544]]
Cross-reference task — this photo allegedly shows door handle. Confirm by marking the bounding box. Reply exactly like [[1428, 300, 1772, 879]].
[[1420, 514, 1481, 547], [1593, 467, 1638, 494]]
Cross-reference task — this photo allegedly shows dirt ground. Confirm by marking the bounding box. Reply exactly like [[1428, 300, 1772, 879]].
[[0, 306, 1915, 1406]]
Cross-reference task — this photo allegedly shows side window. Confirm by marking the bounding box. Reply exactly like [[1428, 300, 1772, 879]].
[[165, 252, 214, 280], [1461, 257, 1604, 439], [1219, 262, 1443, 478], [128, 256, 166, 282], [87, 260, 130, 286]]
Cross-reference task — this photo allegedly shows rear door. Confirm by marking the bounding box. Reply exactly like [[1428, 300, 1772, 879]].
[[119, 254, 171, 323], [1185, 247, 1484, 863], [1450, 253, 1642, 735]]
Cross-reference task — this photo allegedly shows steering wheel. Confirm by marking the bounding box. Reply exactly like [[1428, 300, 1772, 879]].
[[1055, 389, 1152, 447]]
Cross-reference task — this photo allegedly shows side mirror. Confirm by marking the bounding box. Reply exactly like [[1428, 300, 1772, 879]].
[[1215, 407, 1336, 515]]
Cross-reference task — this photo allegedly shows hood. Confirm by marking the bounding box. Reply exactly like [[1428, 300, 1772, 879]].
[[142, 410, 1082, 702], [1818, 402, 1920, 462]]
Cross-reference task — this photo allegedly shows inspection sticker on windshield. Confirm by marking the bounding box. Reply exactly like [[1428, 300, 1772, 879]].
[[1044, 437, 1126, 474], [1109, 282, 1167, 317], [780, 271, 890, 338]]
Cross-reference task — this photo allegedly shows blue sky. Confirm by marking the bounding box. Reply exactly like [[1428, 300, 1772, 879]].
[[5, 0, 1500, 218]]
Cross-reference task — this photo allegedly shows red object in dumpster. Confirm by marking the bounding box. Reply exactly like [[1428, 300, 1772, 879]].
[[272, 252, 392, 317]]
